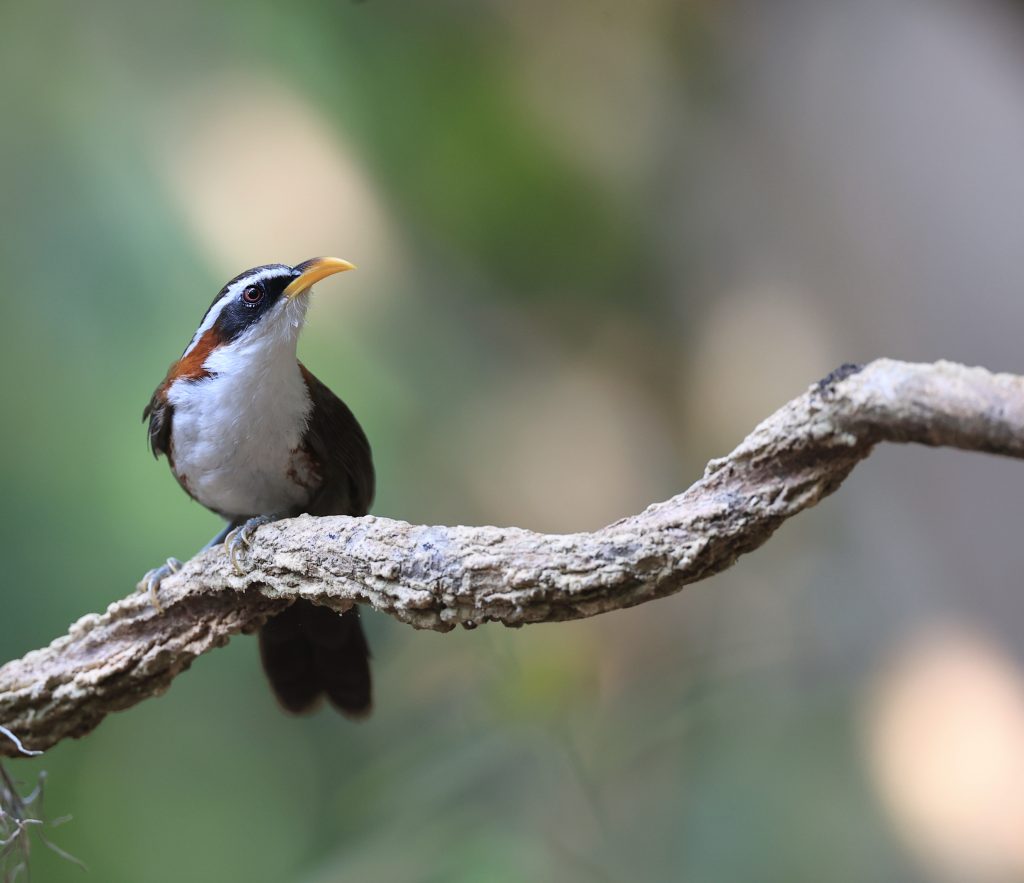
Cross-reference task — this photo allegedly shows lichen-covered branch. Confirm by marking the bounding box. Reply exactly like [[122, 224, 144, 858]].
[[3, 358, 1023, 757]]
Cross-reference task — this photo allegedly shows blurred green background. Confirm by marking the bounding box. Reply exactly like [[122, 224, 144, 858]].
[[4, 0, 1024, 880]]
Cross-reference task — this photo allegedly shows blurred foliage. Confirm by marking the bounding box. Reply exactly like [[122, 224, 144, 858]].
[[4, 0, 1024, 880]]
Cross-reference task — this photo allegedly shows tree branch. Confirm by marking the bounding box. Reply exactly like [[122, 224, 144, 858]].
[[3, 358, 1023, 756]]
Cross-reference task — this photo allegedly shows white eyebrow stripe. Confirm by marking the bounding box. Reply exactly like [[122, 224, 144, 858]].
[[180, 267, 283, 358], [182, 293, 231, 357]]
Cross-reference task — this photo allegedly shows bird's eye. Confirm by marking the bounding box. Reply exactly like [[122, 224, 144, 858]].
[[242, 284, 263, 305]]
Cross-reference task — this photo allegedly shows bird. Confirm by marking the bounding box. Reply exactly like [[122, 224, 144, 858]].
[[140, 257, 375, 717]]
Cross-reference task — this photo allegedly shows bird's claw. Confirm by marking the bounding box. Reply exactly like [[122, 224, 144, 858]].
[[223, 516, 273, 575], [139, 557, 182, 615]]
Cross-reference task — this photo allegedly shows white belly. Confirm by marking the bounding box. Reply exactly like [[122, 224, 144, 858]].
[[167, 352, 317, 519]]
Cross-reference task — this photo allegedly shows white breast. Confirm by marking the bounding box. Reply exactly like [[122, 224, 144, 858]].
[[167, 325, 318, 520]]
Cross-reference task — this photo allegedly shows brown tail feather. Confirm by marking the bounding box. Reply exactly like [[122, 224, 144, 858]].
[[259, 601, 372, 717]]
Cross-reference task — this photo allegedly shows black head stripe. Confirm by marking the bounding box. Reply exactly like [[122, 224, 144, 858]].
[[208, 264, 296, 343], [196, 264, 291, 328]]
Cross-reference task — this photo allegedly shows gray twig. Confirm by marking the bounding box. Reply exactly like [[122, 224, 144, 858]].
[[2, 358, 1023, 757]]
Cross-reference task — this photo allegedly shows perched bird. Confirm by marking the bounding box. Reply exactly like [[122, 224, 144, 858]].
[[141, 257, 375, 717]]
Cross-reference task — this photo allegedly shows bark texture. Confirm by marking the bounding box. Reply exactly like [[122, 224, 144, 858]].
[[3, 358, 1023, 756]]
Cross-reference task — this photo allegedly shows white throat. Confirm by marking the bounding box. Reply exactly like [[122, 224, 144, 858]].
[[206, 294, 308, 382], [166, 297, 318, 519]]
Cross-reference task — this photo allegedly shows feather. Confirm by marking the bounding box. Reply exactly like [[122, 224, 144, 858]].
[[259, 363, 375, 715], [298, 363, 375, 518], [142, 389, 173, 460]]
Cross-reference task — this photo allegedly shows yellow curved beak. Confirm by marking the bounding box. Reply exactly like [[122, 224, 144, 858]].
[[283, 256, 356, 300]]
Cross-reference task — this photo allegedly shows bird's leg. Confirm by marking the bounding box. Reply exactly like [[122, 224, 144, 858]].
[[223, 514, 283, 575], [139, 523, 234, 614], [140, 558, 182, 614]]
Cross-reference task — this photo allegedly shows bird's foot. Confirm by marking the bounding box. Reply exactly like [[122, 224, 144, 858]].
[[224, 515, 277, 575], [139, 557, 182, 615]]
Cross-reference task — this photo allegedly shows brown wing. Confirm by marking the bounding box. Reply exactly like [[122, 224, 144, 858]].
[[299, 363, 375, 517], [142, 385, 173, 460], [263, 365, 377, 716]]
